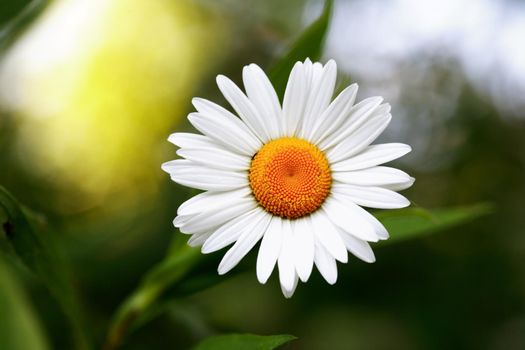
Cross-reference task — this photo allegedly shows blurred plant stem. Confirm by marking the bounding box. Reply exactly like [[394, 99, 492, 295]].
[[103, 241, 202, 350]]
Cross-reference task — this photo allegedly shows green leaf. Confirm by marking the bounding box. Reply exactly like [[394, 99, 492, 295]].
[[269, 0, 333, 98], [0, 255, 50, 350], [193, 334, 297, 350], [376, 203, 493, 244], [0, 186, 91, 350]]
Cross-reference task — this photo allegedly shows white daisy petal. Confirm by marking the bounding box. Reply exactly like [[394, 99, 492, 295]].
[[190, 100, 261, 155], [302, 58, 314, 88], [177, 188, 251, 216], [333, 183, 411, 209], [314, 242, 338, 285], [242, 64, 282, 139], [173, 214, 192, 229], [177, 147, 250, 171], [177, 197, 256, 234], [169, 170, 246, 192], [163, 159, 248, 191], [331, 192, 390, 240], [292, 217, 315, 282], [311, 210, 348, 263], [299, 60, 337, 140], [282, 62, 307, 136], [218, 210, 271, 275], [277, 220, 297, 293], [160, 159, 183, 174], [310, 83, 358, 144], [338, 231, 376, 263], [322, 197, 379, 242], [331, 143, 412, 172], [168, 132, 218, 149], [256, 217, 283, 284], [326, 113, 392, 163], [354, 206, 389, 241], [187, 231, 213, 247], [281, 272, 299, 298], [216, 75, 271, 142], [383, 177, 415, 191], [202, 208, 261, 254], [333, 166, 413, 188], [319, 97, 385, 150], [294, 60, 318, 134]]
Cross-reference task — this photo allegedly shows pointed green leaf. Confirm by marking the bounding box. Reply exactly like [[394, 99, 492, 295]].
[[376, 203, 493, 244], [193, 334, 297, 350], [269, 0, 333, 98]]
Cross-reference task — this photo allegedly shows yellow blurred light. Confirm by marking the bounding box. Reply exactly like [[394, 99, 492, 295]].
[[0, 0, 227, 211]]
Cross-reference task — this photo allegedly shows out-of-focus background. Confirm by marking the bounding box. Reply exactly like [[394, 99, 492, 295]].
[[1, 0, 524, 349]]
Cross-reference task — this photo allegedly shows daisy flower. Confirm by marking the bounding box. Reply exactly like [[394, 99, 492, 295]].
[[162, 59, 414, 298]]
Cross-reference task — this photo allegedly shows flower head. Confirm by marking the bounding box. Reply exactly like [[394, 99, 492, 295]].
[[162, 59, 414, 297]]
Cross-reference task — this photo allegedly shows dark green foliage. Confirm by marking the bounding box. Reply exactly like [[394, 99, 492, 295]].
[[0, 187, 91, 350]]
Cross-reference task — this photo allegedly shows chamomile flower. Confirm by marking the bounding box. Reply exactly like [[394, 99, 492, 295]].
[[162, 59, 414, 298]]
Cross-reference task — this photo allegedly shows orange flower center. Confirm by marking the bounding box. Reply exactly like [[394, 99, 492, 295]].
[[248, 137, 332, 219]]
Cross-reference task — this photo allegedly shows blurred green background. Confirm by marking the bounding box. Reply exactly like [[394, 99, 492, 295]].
[[1, 0, 524, 349]]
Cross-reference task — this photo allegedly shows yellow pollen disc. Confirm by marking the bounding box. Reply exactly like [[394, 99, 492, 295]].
[[248, 137, 332, 219]]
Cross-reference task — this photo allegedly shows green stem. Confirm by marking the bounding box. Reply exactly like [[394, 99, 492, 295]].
[[103, 244, 201, 350]]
